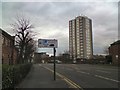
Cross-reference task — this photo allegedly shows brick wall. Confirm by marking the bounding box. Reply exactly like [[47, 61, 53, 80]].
[[2, 29, 18, 65], [109, 43, 119, 65]]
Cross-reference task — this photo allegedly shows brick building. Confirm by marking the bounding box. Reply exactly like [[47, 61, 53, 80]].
[[108, 40, 120, 65], [34, 52, 49, 63], [1, 28, 18, 64]]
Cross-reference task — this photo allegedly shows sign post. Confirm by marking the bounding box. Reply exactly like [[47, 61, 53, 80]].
[[53, 47, 56, 80], [38, 39, 58, 81]]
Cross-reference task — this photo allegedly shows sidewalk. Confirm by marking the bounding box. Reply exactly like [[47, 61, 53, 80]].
[[16, 64, 69, 88]]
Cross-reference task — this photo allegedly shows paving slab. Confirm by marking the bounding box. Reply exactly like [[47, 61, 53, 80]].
[[16, 64, 69, 88]]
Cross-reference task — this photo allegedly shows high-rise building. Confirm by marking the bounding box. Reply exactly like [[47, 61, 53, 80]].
[[69, 16, 93, 61]]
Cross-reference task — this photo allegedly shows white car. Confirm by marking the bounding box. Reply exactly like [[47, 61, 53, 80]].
[[56, 60, 62, 64], [73, 60, 76, 64]]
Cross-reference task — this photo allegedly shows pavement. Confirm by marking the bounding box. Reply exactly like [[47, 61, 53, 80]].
[[16, 64, 72, 88]]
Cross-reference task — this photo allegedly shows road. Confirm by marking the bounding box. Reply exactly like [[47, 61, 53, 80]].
[[41, 64, 119, 89]]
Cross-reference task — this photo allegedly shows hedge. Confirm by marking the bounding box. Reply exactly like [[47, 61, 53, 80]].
[[2, 63, 32, 89]]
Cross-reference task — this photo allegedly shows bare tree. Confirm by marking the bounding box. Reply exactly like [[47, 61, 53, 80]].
[[12, 16, 36, 64], [63, 50, 69, 54], [103, 46, 109, 55], [24, 38, 36, 63]]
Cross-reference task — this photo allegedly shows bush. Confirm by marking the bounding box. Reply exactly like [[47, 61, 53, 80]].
[[2, 65, 14, 88], [2, 63, 32, 89]]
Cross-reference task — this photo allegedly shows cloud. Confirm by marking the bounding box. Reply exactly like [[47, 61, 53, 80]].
[[1, 2, 118, 55], [1, 0, 119, 2]]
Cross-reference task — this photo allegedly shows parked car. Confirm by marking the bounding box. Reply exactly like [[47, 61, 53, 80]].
[[56, 60, 62, 64], [73, 60, 77, 64]]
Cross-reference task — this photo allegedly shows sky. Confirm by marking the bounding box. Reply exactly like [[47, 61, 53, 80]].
[[0, 0, 119, 56]]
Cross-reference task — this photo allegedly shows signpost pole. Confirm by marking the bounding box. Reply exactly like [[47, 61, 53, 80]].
[[53, 47, 56, 80], [38, 39, 57, 81]]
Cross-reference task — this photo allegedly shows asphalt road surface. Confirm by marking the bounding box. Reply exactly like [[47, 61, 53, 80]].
[[41, 64, 119, 89]]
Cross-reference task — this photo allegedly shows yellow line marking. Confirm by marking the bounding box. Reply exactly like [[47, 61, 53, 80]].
[[39, 65, 83, 89]]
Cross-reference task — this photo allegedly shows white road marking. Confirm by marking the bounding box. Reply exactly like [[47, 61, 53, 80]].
[[95, 75, 119, 83], [66, 68, 73, 71], [96, 68, 118, 71], [77, 71, 90, 75], [96, 70, 111, 73], [39, 64, 42, 66]]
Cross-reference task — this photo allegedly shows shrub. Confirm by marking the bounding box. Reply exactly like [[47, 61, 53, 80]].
[[2, 63, 32, 89], [2, 65, 14, 88]]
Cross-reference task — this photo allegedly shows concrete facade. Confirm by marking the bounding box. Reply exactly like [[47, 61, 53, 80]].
[[69, 16, 93, 61]]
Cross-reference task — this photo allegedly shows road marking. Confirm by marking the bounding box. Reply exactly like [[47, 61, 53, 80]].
[[96, 70, 111, 73], [96, 67, 118, 71], [39, 64, 83, 89], [95, 75, 119, 83], [66, 68, 73, 71], [77, 71, 90, 75], [39, 64, 42, 66]]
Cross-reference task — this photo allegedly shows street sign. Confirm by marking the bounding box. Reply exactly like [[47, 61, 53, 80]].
[[38, 39, 58, 48], [38, 38, 58, 80]]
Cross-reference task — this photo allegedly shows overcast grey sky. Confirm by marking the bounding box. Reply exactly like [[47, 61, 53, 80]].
[[1, 0, 118, 56]]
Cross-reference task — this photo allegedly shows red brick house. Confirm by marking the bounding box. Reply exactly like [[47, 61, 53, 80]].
[[1, 28, 18, 64], [108, 40, 120, 65], [34, 52, 49, 63]]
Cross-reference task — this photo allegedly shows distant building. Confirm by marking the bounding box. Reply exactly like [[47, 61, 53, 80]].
[[93, 55, 106, 64], [69, 16, 93, 62], [34, 52, 49, 63], [58, 53, 70, 63], [108, 40, 120, 65], [1, 28, 18, 64]]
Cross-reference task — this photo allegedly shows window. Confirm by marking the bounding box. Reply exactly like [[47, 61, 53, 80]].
[[81, 48, 83, 51], [80, 34, 83, 37], [80, 20, 82, 22], [77, 36, 79, 38], [77, 28, 79, 30], [5, 38, 8, 45], [2, 36, 4, 44], [80, 37, 83, 39], [81, 52, 83, 53], [80, 39, 83, 42], [80, 23, 82, 25], [81, 55, 83, 57], [80, 31, 83, 33], [77, 19, 79, 21], [80, 46, 83, 48], [80, 42, 83, 44], [77, 38, 79, 41]]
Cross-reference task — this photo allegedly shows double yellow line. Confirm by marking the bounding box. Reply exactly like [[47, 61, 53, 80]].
[[41, 65, 83, 90]]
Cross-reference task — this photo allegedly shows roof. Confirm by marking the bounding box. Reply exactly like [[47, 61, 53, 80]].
[[69, 15, 91, 22], [0, 28, 15, 40], [34, 52, 47, 54], [111, 40, 120, 46]]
